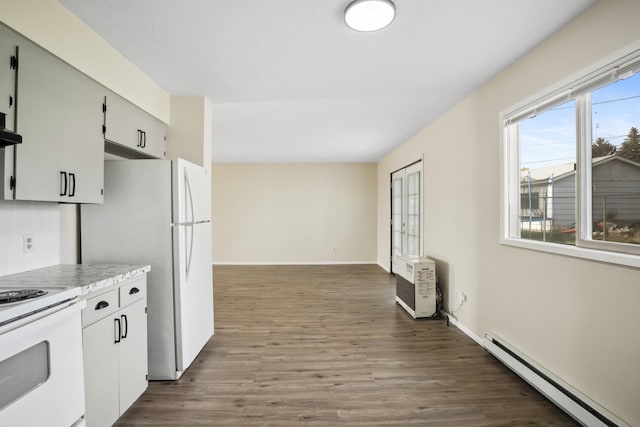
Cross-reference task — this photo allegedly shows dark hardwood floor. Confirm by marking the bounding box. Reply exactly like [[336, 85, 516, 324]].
[[116, 265, 576, 426]]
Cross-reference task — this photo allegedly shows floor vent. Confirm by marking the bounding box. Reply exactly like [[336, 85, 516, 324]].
[[483, 333, 629, 427]]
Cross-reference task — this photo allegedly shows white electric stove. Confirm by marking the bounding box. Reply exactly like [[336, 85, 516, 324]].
[[0, 281, 86, 427]]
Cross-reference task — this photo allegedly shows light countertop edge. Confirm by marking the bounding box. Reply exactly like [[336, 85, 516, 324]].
[[0, 264, 151, 296]]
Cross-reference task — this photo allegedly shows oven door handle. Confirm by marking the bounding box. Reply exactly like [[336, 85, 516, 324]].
[[114, 317, 121, 344]]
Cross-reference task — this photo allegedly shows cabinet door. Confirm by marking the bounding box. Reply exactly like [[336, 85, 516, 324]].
[[104, 93, 166, 159], [118, 299, 148, 413], [104, 94, 140, 151], [14, 39, 104, 203], [83, 315, 120, 427], [0, 25, 17, 133], [139, 112, 167, 159], [0, 25, 18, 200]]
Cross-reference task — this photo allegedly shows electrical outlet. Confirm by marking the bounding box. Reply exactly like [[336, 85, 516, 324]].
[[23, 234, 34, 253], [454, 289, 467, 305], [454, 289, 460, 305]]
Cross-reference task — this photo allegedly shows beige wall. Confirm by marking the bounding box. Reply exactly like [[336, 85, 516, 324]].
[[167, 96, 213, 172], [213, 163, 377, 264], [377, 1, 640, 424]]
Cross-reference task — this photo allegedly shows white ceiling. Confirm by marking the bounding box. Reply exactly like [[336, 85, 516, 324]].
[[58, 0, 596, 163]]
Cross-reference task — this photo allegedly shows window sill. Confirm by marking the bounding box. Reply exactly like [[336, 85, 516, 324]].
[[500, 236, 640, 269]]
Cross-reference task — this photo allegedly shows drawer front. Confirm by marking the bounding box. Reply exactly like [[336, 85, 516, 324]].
[[120, 276, 146, 307], [83, 289, 119, 327]]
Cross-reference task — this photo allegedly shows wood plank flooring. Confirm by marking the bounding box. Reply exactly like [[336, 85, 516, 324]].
[[115, 265, 577, 426]]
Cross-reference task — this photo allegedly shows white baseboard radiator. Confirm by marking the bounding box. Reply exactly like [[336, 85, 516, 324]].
[[483, 333, 629, 427]]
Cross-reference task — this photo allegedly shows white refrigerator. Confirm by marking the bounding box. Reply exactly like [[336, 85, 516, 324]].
[[81, 158, 214, 380]]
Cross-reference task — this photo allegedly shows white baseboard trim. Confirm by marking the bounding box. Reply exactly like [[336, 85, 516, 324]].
[[443, 313, 483, 346], [377, 262, 391, 273], [212, 261, 378, 266]]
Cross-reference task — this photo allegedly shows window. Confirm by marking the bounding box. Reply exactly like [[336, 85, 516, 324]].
[[406, 170, 421, 255], [517, 100, 576, 245], [503, 47, 640, 264], [589, 78, 640, 247], [520, 193, 539, 211]]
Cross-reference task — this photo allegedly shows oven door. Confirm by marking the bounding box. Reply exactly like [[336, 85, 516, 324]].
[[0, 299, 86, 427]]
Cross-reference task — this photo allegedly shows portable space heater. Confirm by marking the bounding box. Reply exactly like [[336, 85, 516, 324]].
[[395, 255, 436, 319]]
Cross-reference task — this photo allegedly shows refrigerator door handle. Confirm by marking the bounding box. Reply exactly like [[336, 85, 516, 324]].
[[184, 168, 195, 280], [185, 168, 195, 225], [186, 223, 194, 280]]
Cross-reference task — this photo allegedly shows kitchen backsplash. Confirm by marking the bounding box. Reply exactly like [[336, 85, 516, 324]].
[[0, 200, 60, 276]]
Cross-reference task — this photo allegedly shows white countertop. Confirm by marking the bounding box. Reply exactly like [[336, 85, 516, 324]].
[[0, 264, 151, 296]]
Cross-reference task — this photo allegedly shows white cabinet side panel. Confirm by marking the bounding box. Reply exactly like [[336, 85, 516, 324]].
[[81, 159, 176, 379]]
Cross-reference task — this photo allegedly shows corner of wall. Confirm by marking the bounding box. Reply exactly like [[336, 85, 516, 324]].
[[167, 96, 211, 169]]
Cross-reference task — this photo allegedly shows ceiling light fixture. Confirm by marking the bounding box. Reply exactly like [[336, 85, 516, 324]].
[[344, 0, 396, 32]]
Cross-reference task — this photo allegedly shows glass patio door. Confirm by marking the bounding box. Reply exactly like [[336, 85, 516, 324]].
[[391, 161, 422, 273]]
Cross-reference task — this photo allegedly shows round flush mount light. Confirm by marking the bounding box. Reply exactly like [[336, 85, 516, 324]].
[[344, 0, 396, 32]]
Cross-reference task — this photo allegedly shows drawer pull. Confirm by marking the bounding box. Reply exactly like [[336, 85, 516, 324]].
[[95, 300, 109, 310], [129, 287, 140, 295]]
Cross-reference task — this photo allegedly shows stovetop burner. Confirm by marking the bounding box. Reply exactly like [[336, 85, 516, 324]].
[[0, 289, 48, 304]]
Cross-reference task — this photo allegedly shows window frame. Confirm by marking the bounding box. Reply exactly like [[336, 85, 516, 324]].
[[500, 41, 640, 268]]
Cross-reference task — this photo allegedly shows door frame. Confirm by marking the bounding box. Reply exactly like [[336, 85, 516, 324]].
[[390, 158, 423, 274]]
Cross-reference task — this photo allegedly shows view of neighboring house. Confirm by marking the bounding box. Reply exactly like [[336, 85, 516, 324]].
[[520, 155, 640, 233]]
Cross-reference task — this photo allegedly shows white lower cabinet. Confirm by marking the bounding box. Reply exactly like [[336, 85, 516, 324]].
[[117, 299, 148, 412], [82, 277, 148, 427]]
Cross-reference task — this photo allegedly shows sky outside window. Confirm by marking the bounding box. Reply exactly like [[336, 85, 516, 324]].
[[519, 72, 640, 169], [519, 100, 576, 170], [591, 72, 640, 147]]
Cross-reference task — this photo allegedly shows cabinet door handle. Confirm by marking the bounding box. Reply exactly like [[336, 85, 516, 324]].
[[137, 129, 143, 147], [59, 171, 67, 196], [142, 130, 146, 148], [114, 318, 121, 344], [94, 300, 109, 310], [129, 287, 140, 295], [68, 172, 76, 197], [121, 314, 128, 339]]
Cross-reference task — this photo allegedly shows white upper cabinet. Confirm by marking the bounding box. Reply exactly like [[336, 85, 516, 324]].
[[0, 27, 17, 134], [14, 39, 104, 203], [103, 93, 167, 159], [0, 20, 168, 204], [0, 25, 19, 200], [0, 23, 104, 203]]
